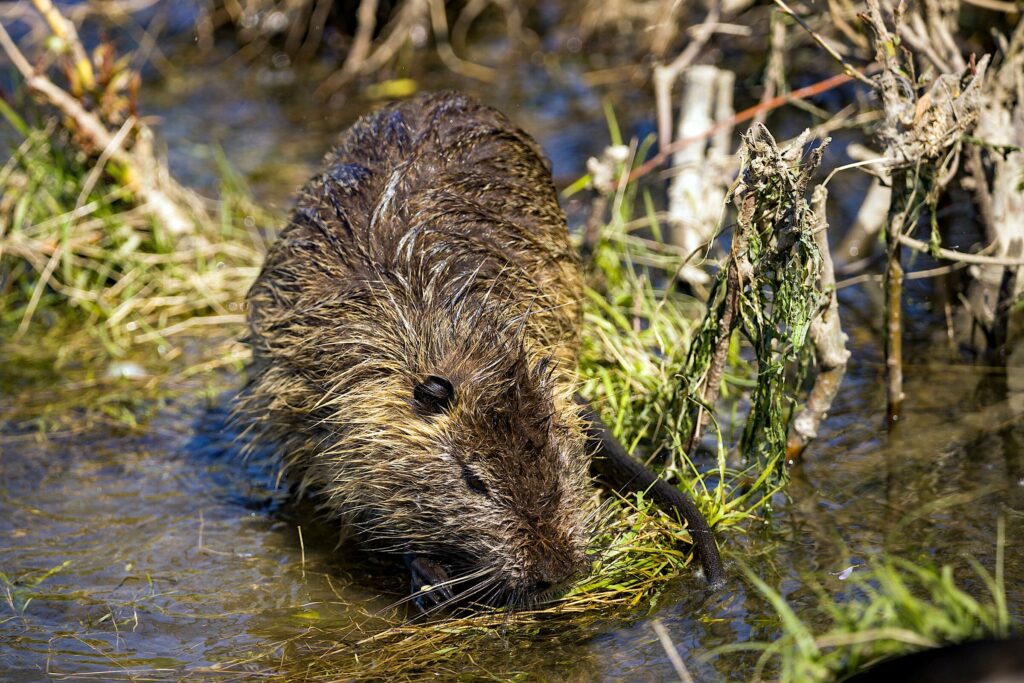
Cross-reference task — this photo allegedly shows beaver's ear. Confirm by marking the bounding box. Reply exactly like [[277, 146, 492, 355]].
[[414, 375, 455, 413]]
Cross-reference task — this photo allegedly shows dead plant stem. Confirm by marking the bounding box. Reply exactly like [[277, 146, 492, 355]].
[[787, 186, 850, 457], [884, 170, 910, 424], [686, 256, 739, 455]]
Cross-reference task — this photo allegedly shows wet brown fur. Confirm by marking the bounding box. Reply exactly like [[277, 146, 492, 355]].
[[235, 92, 592, 606]]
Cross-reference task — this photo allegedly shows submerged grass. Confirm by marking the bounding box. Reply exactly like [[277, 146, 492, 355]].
[[216, 493, 705, 681], [728, 524, 1013, 682]]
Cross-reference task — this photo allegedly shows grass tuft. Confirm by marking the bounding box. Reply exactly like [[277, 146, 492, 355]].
[[0, 108, 265, 362], [727, 525, 1013, 683], [213, 493, 709, 681]]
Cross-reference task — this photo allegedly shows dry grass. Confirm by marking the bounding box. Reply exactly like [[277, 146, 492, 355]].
[[0, 102, 265, 363]]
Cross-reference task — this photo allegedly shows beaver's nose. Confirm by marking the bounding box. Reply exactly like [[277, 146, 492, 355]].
[[531, 561, 582, 594]]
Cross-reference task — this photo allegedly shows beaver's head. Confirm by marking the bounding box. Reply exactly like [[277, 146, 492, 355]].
[[403, 344, 593, 607], [319, 311, 592, 609]]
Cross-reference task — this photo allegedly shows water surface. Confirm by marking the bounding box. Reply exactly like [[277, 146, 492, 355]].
[[2, 7, 1022, 680]]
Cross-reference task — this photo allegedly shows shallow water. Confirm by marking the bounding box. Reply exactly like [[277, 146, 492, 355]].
[[2, 6, 1023, 681], [2, 345, 1020, 680]]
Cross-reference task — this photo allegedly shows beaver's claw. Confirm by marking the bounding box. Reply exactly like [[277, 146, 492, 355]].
[[405, 554, 454, 612]]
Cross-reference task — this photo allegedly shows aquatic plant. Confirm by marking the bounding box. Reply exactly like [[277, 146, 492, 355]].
[[580, 122, 841, 500], [730, 529, 1012, 683]]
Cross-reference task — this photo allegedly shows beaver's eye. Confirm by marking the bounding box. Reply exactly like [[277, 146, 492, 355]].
[[414, 375, 454, 413], [462, 466, 489, 495]]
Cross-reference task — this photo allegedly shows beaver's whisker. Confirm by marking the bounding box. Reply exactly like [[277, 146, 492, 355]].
[[379, 564, 493, 614], [583, 501, 615, 531], [469, 585, 502, 613], [412, 574, 498, 621]]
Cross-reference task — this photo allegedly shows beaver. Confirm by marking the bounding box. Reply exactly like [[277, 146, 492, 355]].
[[235, 91, 723, 610]]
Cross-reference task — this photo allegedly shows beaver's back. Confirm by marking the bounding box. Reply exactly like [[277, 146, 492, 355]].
[[247, 92, 582, 372]]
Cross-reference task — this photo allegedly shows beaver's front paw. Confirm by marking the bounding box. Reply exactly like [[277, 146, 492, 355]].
[[405, 554, 454, 613]]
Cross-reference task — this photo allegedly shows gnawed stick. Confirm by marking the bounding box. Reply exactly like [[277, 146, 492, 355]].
[[787, 186, 850, 458]]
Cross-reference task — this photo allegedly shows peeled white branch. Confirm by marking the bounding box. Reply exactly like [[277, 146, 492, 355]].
[[665, 65, 735, 285]]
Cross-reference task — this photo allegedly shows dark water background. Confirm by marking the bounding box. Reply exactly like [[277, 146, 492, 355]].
[[1, 2, 1022, 680]]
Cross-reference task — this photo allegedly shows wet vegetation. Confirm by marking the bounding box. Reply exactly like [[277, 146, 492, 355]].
[[734, 526, 1012, 681], [1, 0, 1022, 680]]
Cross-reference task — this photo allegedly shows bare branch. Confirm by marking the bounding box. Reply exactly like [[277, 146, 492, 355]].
[[787, 186, 850, 458], [653, 1, 722, 155], [898, 234, 1024, 267], [339, 0, 380, 74], [773, 0, 875, 87]]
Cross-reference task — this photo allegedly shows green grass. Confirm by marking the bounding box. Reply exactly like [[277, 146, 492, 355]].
[[726, 525, 1013, 682], [0, 104, 264, 363], [0, 560, 72, 622]]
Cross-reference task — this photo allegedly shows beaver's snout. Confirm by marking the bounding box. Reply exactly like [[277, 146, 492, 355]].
[[514, 531, 591, 599], [526, 556, 590, 596]]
